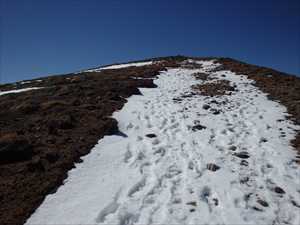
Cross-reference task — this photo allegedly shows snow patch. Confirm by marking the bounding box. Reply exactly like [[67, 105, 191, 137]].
[[0, 87, 43, 96], [85, 61, 155, 72]]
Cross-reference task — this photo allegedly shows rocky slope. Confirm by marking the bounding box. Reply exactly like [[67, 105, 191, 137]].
[[0, 56, 299, 225]]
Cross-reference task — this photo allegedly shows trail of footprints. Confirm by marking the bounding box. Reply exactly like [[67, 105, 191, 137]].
[[97, 63, 300, 224]]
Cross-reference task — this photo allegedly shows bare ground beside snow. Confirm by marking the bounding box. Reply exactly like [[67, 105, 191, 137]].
[[0, 56, 300, 225]]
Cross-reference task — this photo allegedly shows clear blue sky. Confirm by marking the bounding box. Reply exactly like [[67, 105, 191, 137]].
[[1, 0, 300, 83]]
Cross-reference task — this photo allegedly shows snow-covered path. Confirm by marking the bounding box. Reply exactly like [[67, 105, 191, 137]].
[[26, 61, 300, 225]]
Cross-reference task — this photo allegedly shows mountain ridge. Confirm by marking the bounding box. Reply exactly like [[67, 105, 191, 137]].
[[0, 56, 299, 225]]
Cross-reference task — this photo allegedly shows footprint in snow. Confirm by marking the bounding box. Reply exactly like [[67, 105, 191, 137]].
[[152, 139, 160, 145], [228, 145, 237, 151], [126, 123, 134, 130], [136, 136, 143, 141], [261, 137, 269, 143], [124, 149, 132, 163], [96, 189, 122, 223], [206, 163, 220, 172]]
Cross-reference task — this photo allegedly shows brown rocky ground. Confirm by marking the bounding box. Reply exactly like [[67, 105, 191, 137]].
[[192, 80, 236, 96], [0, 56, 299, 225]]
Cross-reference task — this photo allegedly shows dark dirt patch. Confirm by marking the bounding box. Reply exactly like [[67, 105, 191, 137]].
[[181, 61, 203, 69], [192, 80, 236, 96], [0, 60, 179, 225], [216, 58, 300, 163], [193, 72, 211, 81], [0, 138, 34, 164]]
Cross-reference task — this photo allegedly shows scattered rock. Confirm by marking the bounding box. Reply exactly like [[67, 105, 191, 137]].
[[253, 206, 263, 212], [103, 118, 119, 135], [186, 201, 197, 207], [202, 104, 210, 110], [173, 98, 182, 102], [212, 198, 219, 206], [206, 163, 220, 171], [257, 199, 269, 207], [274, 186, 285, 194], [146, 133, 157, 138], [210, 100, 218, 104], [234, 152, 250, 159], [192, 124, 207, 131]]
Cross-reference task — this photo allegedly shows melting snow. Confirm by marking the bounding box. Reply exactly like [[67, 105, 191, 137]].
[[20, 81, 32, 85], [0, 87, 43, 96], [84, 61, 155, 72], [26, 61, 300, 225]]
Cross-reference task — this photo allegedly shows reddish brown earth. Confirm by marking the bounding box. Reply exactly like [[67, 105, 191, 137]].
[[0, 56, 299, 225]]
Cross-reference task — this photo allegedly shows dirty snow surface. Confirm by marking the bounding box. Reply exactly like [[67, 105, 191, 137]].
[[26, 60, 300, 225], [85, 61, 154, 72], [0, 87, 42, 96]]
